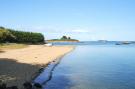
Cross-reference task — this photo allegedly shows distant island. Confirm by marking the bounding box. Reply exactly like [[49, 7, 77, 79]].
[[47, 36, 79, 42], [98, 40, 108, 43], [115, 41, 133, 45]]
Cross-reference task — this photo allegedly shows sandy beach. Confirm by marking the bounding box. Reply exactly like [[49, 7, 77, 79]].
[[0, 45, 74, 88]]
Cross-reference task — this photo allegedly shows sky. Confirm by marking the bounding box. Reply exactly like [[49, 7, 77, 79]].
[[0, 0, 135, 41]]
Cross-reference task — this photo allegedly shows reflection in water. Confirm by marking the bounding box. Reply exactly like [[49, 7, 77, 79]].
[[39, 45, 135, 89]]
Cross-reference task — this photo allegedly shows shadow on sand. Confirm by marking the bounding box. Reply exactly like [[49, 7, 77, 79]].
[[0, 58, 42, 88], [0, 50, 5, 53]]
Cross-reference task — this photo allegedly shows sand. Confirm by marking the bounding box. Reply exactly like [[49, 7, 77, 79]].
[[0, 45, 74, 88]]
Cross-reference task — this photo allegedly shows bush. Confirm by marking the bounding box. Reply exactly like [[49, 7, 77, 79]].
[[0, 27, 45, 44], [9, 30, 45, 44], [0, 28, 15, 42]]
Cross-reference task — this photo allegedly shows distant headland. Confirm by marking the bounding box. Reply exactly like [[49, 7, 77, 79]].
[[47, 36, 79, 42]]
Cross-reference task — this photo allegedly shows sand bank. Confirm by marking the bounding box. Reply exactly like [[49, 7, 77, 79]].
[[0, 45, 74, 88]]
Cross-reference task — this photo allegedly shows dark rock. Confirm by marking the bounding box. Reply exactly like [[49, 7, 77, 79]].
[[39, 68, 44, 73], [0, 83, 6, 89], [23, 82, 32, 89], [0, 80, 2, 83], [6, 86, 18, 89], [34, 83, 42, 88]]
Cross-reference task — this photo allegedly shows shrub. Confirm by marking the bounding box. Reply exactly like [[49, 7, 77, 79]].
[[0, 27, 45, 44]]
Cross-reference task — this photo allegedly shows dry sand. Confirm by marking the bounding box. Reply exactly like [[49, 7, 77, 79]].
[[0, 45, 74, 88]]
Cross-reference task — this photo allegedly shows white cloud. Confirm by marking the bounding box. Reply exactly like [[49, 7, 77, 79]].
[[19, 26, 92, 34], [71, 29, 89, 33]]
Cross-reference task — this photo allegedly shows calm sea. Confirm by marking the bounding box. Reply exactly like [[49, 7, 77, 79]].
[[35, 41, 135, 89]]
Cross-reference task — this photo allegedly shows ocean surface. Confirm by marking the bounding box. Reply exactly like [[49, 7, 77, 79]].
[[35, 41, 135, 89]]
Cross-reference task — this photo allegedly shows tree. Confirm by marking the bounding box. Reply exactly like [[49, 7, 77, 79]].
[[8, 29, 45, 44], [61, 36, 68, 40], [0, 29, 15, 42], [0, 27, 45, 44], [68, 37, 71, 39], [0, 26, 5, 29]]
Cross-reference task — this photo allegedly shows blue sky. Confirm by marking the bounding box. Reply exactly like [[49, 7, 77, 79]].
[[0, 0, 135, 41]]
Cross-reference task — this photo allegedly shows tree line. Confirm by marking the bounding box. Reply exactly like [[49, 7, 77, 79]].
[[0, 27, 45, 44]]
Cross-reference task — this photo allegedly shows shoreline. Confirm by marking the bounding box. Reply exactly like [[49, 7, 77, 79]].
[[0, 45, 75, 89], [33, 46, 75, 86]]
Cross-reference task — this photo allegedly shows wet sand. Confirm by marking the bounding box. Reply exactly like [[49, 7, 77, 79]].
[[0, 45, 74, 88]]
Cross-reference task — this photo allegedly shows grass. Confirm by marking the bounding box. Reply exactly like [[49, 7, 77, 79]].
[[0, 43, 28, 50]]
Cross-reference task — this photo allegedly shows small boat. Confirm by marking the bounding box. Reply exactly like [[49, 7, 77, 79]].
[[44, 43, 53, 46], [115, 43, 121, 45], [115, 41, 131, 45], [122, 41, 131, 45]]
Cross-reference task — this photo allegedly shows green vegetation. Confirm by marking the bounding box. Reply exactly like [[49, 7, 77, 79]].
[[47, 36, 79, 42], [0, 27, 45, 44], [0, 27, 15, 42], [0, 43, 28, 50]]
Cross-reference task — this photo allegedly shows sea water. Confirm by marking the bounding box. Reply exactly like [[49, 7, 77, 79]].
[[36, 42, 135, 89]]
